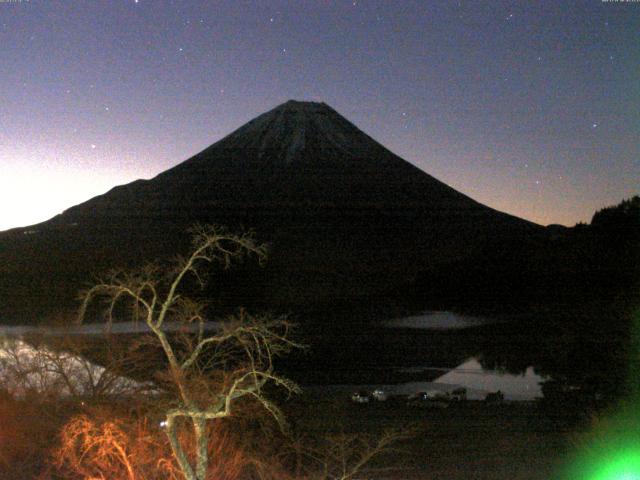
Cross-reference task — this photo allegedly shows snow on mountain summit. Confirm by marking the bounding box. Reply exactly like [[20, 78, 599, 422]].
[[210, 100, 385, 164], [0, 99, 542, 322]]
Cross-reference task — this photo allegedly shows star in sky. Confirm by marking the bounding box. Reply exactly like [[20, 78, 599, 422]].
[[0, 1, 636, 230]]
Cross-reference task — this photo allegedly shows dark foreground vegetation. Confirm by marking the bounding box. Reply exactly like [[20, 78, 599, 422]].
[[406, 195, 640, 314], [286, 391, 581, 480], [0, 386, 601, 480], [0, 196, 638, 479], [0, 226, 408, 480], [411, 196, 640, 412]]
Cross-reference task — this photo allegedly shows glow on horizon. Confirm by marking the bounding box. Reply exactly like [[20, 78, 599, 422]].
[[0, 136, 628, 232], [0, 2, 636, 233], [0, 150, 158, 232], [0, 168, 113, 231], [0, 157, 574, 232]]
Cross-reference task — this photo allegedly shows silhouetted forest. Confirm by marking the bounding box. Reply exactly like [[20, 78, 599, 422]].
[[466, 196, 640, 409], [405, 196, 639, 315]]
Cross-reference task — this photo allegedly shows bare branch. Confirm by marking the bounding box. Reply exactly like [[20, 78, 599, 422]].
[[73, 224, 298, 480]]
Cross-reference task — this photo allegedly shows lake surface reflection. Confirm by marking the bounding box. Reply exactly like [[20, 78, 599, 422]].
[[387, 312, 544, 399], [297, 311, 546, 400], [313, 358, 544, 401], [0, 311, 547, 401], [383, 311, 493, 330], [402, 358, 544, 400]]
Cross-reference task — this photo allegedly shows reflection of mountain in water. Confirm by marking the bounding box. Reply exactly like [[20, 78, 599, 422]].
[[2, 308, 633, 405], [296, 307, 631, 405], [433, 358, 544, 400], [307, 358, 544, 401], [384, 311, 492, 330], [0, 338, 153, 397], [283, 311, 542, 389]]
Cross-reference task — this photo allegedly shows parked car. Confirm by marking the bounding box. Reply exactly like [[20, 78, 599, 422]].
[[351, 391, 371, 404], [450, 387, 467, 402], [407, 391, 449, 408], [484, 390, 504, 404], [408, 391, 438, 401], [372, 389, 388, 401], [429, 390, 450, 401]]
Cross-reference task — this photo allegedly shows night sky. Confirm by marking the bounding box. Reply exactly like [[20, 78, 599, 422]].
[[1, 0, 638, 231]]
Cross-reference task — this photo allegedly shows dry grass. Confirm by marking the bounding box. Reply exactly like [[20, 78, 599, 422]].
[[51, 405, 278, 480], [0, 392, 68, 480]]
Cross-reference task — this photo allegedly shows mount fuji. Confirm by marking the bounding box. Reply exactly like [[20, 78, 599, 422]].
[[0, 100, 543, 323]]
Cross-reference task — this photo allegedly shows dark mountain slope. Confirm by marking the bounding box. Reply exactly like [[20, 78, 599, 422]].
[[0, 100, 542, 323]]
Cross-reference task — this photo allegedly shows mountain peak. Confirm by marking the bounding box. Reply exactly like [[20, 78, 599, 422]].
[[0, 99, 541, 322], [280, 99, 329, 108], [206, 100, 378, 164], [267, 99, 338, 120], [274, 99, 335, 115]]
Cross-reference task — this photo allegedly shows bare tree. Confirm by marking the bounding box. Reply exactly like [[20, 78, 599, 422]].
[[77, 225, 301, 480], [294, 429, 412, 480], [0, 333, 155, 402]]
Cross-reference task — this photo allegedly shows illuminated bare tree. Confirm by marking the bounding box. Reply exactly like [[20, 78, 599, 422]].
[[77, 225, 301, 480], [0, 334, 154, 401], [297, 429, 412, 480]]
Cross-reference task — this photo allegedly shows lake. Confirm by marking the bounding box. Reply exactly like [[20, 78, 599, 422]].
[[298, 311, 545, 400], [0, 311, 545, 400]]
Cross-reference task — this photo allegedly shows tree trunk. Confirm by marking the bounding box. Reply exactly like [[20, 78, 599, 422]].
[[194, 417, 209, 480], [166, 416, 197, 480]]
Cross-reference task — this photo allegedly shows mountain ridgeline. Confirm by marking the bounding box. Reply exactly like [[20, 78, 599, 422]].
[[0, 101, 631, 324]]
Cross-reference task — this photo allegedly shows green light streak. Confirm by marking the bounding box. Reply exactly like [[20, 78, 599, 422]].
[[591, 449, 640, 480], [558, 307, 640, 480], [561, 436, 640, 480]]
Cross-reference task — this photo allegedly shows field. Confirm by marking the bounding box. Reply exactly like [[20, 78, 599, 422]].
[[284, 391, 579, 480]]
